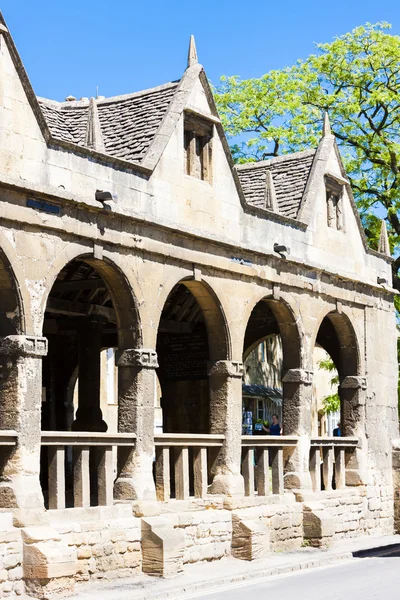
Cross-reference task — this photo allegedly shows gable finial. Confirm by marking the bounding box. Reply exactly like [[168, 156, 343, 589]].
[[85, 97, 105, 153], [187, 35, 198, 68], [378, 219, 391, 256], [264, 170, 279, 212], [322, 111, 332, 137]]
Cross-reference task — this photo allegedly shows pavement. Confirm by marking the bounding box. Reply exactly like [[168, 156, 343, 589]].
[[69, 534, 400, 600], [190, 553, 400, 599]]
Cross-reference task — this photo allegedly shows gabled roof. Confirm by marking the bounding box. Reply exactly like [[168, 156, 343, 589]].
[[38, 82, 179, 164], [235, 149, 316, 219]]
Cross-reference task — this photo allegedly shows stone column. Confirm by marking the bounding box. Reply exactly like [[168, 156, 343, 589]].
[[113, 349, 158, 501], [340, 375, 367, 486], [0, 335, 47, 510], [72, 319, 107, 432], [281, 368, 313, 490], [208, 360, 244, 497]]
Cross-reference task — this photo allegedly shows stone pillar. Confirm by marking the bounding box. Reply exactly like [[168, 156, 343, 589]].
[[72, 319, 107, 432], [208, 360, 244, 497], [340, 375, 367, 486], [0, 335, 47, 510], [282, 368, 313, 490], [114, 349, 158, 501]]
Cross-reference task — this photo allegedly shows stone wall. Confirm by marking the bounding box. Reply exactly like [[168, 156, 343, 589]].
[[229, 496, 303, 552], [171, 509, 232, 564], [0, 513, 24, 597], [48, 505, 141, 583]]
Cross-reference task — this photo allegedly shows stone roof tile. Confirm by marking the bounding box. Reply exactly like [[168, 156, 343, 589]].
[[37, 81, 179, 164], [236, 149, 316, 219]]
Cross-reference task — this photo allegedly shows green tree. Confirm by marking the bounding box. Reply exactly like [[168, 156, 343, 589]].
[[317, 358, 341, 414], [215, 23, 400, 303]]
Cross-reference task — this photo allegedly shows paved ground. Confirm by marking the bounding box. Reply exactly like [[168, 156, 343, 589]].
[[71, 535, 400, 600], [187, 554, 400, 599]]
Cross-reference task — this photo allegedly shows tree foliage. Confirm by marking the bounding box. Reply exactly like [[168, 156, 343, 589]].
[[215, 23, 400, 301], [317, 357, 341, 415]]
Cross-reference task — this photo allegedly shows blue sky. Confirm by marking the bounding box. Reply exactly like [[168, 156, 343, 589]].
[[1, 1, 399, 101]]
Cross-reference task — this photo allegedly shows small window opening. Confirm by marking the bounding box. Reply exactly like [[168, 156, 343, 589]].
[[184, 114, 213, 182], [325, 176, 344, 230]]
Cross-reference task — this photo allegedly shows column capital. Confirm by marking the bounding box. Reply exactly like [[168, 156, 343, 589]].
[[282, 368, 313, 385], [0, 335, 48, 358], [116, 348, 159, 369], [340, 375, 367, 390], [208, 360, 243, 378]]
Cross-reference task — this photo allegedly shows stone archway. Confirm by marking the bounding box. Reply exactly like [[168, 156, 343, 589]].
[[41, 255, 141, 433], [40, 254, 145, 505], [0, 247, 24, 336], [314, 311, 361, 437], [243, 297, 303, 435], [156, 278, 231, 434]]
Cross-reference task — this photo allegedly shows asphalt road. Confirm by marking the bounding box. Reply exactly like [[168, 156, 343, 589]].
[[186, 553, 400, 600]]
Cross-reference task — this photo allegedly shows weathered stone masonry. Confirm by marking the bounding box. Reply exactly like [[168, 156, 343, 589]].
[[0, 17, 398, 599]]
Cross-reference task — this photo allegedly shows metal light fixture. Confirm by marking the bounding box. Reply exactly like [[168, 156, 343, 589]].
[[274, 243, 290, 258]]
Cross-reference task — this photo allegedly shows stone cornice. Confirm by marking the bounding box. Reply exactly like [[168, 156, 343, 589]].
[[0, 190, 395, 307]]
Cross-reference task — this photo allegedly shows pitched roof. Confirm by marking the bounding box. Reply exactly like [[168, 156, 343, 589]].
[[38, 81, 179, 164], [235, 149, 316, 219]]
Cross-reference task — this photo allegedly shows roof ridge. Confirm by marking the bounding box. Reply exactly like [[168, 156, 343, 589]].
[[37, 80, 180, 109], [235, 148, 316, 170]]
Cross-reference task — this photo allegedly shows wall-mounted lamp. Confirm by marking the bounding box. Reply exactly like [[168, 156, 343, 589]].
[[274, 243, 290, 259], [377, 276, 388, 285], [95, 190, 118, 211]]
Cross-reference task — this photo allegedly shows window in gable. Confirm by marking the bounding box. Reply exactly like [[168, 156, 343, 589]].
[[184, 114, 213, 183], [325, 176, 344, 231]]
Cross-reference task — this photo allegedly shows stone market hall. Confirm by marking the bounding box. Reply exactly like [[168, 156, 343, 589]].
[[0, 14, 399, 599]]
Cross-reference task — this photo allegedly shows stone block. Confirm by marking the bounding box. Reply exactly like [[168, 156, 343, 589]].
[[141, 516, 184, 578], [231, 516, 270, 561], [22, 527, 61, 545], [303, 503, 335, 546], [22, 525, 77, 596], [25, 575, 74, 600]]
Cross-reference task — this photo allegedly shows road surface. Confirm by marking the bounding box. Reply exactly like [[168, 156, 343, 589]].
[[186, 552, 400, 600]]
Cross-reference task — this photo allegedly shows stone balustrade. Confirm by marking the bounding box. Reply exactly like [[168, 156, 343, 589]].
[[40, 432, 136, 509], [0, 430, 18, 446], [309, 437, 359, 492], [154, 433, 225, 501], [241, 436, 298, 496]]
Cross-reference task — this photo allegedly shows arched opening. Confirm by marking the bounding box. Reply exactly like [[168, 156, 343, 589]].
[[40, 256, 140, 507], [313, 311, 360, 436], [0, 248, 23, 337], [156, 279, 230, 434], [312, 344, 340, 437], [41, 256, 140, 432], [243, 334, 283, 433], [242, 298, 301, 435]]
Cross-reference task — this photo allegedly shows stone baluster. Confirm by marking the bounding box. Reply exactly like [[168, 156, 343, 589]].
[[48, 446, 66, 509], [322, 446, 334, 492], [0, 335, 47, 511], [174, 447, 189, 500], [155, 447, 170, 502], [309, 446, 322, 492], [256, 448, 270, 497], [208, 360, 244, 497], [242, 447, 255, 497], [114, 348, 158, 502], [193, 447, 208, 499], [270, 447, 284, 495]]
